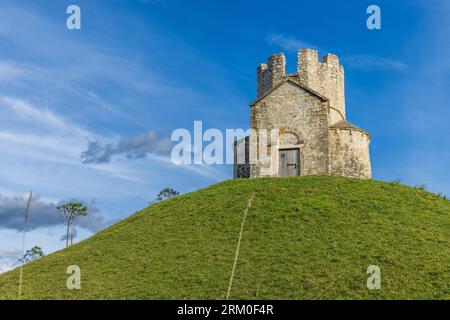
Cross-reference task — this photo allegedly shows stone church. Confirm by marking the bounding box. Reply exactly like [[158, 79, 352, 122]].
[[233, 48, 372, 179]]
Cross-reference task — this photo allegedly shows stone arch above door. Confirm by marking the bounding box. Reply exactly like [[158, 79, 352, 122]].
[[279, 129, 302, 146]]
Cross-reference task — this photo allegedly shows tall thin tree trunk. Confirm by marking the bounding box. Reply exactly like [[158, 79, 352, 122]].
[[66, 224, 70, 248]]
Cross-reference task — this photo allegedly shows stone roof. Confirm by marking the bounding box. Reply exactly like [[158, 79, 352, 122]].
[[329, 120, 371, 137]]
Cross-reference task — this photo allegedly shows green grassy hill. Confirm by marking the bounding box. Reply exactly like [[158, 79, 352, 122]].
[[0, 176, 449, 299]]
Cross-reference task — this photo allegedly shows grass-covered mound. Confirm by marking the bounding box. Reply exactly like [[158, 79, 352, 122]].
[[0, 176, 449, 299]]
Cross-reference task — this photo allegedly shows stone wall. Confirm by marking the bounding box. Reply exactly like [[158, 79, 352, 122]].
[[250, 81, 330, 177], [233, 137, 250, 178], [257, 64, 270, 99], [328, 126, 371, 179], [297, 49, 346, 124]]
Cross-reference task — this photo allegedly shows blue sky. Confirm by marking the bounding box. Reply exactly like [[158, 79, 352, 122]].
[[0, 0, 449, 271]]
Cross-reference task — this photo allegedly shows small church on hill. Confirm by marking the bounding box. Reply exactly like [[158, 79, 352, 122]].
[[233, 48, 372, 179]]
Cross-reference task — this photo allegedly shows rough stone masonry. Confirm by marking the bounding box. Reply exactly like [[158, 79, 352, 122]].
[[233, 48, 372, 179]]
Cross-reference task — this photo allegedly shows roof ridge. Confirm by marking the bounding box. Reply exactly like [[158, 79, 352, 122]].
[[250, 78, 328, 106]]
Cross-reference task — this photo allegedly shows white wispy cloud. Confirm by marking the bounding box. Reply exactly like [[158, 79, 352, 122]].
[[146, 153, 229, 181], [342, 55, 408, 71], [0, 97, 162, 185], [0, 94, 229, 190], [0, 60, 29, 81], [0, 96, 95, 139], [0, 131, 82, 163], [265, 32, 316, 52], [265, 33, 407, 72], [86, 92, 126, 116]]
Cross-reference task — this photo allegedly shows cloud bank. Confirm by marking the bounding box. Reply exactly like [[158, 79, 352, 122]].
[[81, 131, 171, 164], [0, 248, 22, 273], [0, 193, 114, 233]]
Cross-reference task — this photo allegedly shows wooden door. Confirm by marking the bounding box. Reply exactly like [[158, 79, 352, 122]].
[[278, 149, 300, 177]]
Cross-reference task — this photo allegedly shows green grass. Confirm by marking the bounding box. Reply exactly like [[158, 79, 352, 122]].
[[0, 176, 449, 299]]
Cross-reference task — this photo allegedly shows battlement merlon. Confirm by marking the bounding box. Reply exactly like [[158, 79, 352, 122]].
[[298, 48, 319, 64], [256, 63, 269, 98], [296, 49, 341, 67], [321, 53, 339, 65], [268, 53, 286, 86], [256, 53, 286, 98]]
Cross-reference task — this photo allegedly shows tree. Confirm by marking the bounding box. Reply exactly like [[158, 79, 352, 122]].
[[60, 227, 78, 246], [156, 188, 179, 201], [57, 202, 88, 248], [19, 246, 44, 264]]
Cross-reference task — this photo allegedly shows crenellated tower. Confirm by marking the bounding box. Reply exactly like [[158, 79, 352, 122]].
[[256, 49, 346, 125], [297, 49, 346, 124], [235, 48, 372, 180]]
